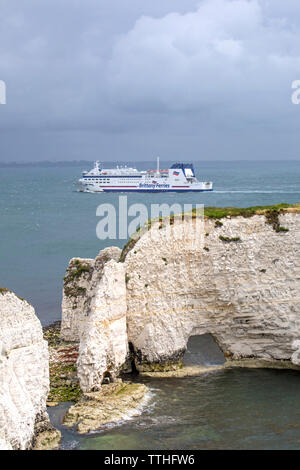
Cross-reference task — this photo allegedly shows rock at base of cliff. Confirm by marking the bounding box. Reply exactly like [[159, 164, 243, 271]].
[[33, 413, 61, 450], [63, 379, 149, 434]]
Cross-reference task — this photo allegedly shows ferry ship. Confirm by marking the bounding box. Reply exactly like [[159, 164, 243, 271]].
[[77, 158, 213, 193]]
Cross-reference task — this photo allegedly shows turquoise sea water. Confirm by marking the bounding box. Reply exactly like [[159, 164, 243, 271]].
[[1, 160, 299, 325], [2, 159, 300, 450]]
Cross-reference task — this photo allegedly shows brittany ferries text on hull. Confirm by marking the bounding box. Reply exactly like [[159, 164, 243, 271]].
[[77, 158, 213, 193]]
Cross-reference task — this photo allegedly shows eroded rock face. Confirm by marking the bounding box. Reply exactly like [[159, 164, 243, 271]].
[[61, 211, 300, 379], [0, 290, 56, 450], [124, 212, 300, 370], [77, 259, 127, 392], [61, 247, 121, 342], [60, 257, 94, 342], [61, 247, 128, 392]]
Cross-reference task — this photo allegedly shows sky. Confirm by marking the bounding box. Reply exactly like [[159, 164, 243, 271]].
[[0, 0, 300, 162]]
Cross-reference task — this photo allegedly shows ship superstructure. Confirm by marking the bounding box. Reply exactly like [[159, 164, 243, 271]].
[[77, 159, 213, 192]]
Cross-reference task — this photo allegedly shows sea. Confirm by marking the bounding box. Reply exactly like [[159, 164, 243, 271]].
[[1, 159, 300, 450]]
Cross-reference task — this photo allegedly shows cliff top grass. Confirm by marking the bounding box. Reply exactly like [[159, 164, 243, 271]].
[[0, 287, 28, 303], [63, 259, 92, 284], [119, 203, 300, 262], [199, 202, 300, 219], [0, 287, 11, 295], [63, 259, 93, 301]]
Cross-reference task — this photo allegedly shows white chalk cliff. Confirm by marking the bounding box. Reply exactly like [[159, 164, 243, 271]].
[[0, 289, 53, 449], [125, 212, 300, 369], [78, 259, 127, 392], [61, 247, 128, 392], [61, 209, 300, 386]]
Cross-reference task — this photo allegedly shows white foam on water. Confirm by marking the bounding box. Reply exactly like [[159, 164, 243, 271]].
[[134, 414, 182, 429], [88, 388, 156, 434], [213, 190, 300, 194], [60, 439, 80, 450]]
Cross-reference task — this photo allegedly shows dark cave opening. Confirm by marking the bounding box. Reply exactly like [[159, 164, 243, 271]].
[[183, 333, 226, 367]]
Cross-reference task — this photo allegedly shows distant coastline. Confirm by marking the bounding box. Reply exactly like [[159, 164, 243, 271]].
[[0, 161, 93, 168], [0, 159, 299, 168]]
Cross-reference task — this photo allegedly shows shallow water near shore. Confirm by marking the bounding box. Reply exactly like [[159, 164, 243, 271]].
[[47, 335, 300, 450], [48, 368, 300, 450]]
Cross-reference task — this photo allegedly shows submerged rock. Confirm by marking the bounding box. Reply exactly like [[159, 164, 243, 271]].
[[63, 379, 149, 434]]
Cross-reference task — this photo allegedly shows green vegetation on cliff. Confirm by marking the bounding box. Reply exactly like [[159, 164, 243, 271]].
[[48, 363, 82, 403], [43, 322, 82, 404], [63, 259, 92, 301], [0, 287, 10, 295], [201, 202, 299, 219], [219, 235, 241, 243], [63, 259, 92, 284]]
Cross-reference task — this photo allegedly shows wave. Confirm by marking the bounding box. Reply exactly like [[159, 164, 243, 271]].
[[75, 189, 300, 194], [213, 190, 300, 194], [88, 388, 156, 434], [60, 439, 80, 450]]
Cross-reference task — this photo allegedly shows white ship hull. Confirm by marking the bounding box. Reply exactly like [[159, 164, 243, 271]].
[[80, 183, 213, 192], [77, 160, 213, 193]]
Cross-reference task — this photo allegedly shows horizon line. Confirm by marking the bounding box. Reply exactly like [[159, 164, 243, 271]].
[[0, 159, 300, 166]]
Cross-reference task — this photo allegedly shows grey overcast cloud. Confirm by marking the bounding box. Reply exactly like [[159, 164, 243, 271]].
[[0, 0, 300, 162]]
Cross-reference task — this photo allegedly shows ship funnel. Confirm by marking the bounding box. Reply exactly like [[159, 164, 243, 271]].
[[156, 156, 160, 175]]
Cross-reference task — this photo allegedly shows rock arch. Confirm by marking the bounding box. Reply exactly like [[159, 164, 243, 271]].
[[124, 212, 300, 371], [61, 210, 300, 390]]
